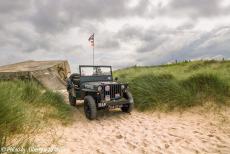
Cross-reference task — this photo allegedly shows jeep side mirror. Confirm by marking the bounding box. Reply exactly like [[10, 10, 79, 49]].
[[115, 77, 118, 81]]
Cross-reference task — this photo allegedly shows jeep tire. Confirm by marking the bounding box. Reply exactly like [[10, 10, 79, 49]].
[[68, 93, 76, 106], [84, 96, 97, 120], [121, 91, 134, 113], [121, 103, 134, 113]]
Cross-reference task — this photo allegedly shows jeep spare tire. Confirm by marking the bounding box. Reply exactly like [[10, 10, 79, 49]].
[[84, 96, 97, 120]]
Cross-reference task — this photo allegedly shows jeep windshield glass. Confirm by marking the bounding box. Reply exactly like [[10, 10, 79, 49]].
[[80, 66, 112, 76]]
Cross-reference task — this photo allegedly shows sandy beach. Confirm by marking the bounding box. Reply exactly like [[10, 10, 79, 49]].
[[36, 101, 230, 154]]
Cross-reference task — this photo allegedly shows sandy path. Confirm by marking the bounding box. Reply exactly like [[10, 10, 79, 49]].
[[34, 91, 230, 154], [42, 103, 230, 154]]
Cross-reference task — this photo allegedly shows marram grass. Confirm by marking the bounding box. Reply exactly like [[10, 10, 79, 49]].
[[0, 80, 73, 148], [115, 60, 230, 111]]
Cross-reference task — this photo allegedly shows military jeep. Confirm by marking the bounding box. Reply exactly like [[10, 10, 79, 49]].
[[66, 65, 134, 120]]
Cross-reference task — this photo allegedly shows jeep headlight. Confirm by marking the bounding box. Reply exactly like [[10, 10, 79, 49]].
[[98, 86, 102, 92], [121, 85, 125, 90], [105, 85, 110, 91]]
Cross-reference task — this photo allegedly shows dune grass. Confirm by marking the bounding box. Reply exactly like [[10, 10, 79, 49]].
[[114, 60, 230, 111], [0, 80, 73, 148]]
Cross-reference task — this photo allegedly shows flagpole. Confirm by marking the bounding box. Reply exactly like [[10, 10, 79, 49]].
[[93, 33, 95, 65], [93, 45, 94, 65]]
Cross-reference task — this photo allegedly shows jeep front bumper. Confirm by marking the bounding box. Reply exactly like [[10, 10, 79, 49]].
[[101, 98, 132, 106]]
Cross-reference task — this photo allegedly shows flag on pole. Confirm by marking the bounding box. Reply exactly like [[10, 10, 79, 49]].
[[88, 33, 94, 47]]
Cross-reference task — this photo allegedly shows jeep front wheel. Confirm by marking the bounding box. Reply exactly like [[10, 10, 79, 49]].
[[84, 96, 97, 120], [69, 93, 76, 106], [121, 103, 134, 113], [121, 91, 134, 113]]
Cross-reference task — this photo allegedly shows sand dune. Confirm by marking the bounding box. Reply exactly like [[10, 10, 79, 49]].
[[36, 101, 230, 154]]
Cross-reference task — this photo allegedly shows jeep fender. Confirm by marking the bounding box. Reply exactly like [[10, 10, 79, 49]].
[[125, 91, 134, 104]]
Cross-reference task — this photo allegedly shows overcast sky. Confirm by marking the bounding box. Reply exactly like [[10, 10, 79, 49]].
[[0, 0, 230, 71]]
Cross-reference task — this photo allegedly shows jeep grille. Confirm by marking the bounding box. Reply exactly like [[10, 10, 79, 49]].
[[104, 84, 122, 99]]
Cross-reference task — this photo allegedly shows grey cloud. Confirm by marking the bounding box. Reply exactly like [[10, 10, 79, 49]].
[[0, 0, 149, 57], [116, 25, 169, 53], [179, 27, 230, 53], [30, 0, 64, 33], [97, 39, 120, 50], [116, 26, 143, 41], [0, 51, 25, 66], [2, 0, 150, 35], [29, 0, 150, 33], [0, 23, 51, 53], [63, 45, 85, 54], [0, 0, 30, 14], [177, 22, 195, 30], [121, 25, 230, 66], [161, 26, 230, 62], [0, 0, 230, 70], [62, 0, 149, 19], [161, 0, 230, 18], [0, 0, 31, 27], [137, 38, 166, 53]]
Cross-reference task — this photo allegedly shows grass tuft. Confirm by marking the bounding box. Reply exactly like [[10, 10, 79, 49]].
[[36, 90, 73, 122]]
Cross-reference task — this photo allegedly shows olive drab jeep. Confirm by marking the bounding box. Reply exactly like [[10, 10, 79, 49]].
[[66, 65, 134, 120]]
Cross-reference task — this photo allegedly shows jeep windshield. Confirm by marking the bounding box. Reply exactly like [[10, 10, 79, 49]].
[[79, 66, 113, 82], [80, 66, 112, 76]]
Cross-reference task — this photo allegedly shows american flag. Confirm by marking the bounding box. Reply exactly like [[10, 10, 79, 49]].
[[88, 33, 94, 47]]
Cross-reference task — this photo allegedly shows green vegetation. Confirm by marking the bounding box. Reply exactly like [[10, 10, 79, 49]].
[[115, 60, 230, 111], [0, 80, 73, 148]]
